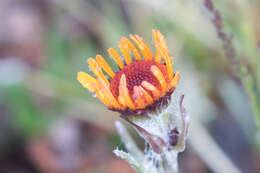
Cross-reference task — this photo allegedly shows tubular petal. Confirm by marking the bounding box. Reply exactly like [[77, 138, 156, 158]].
[[152, 30, 159, 44], [119, 74, 136, 109], [92, 83, 111, 107], [118, 95, 127, 108], [130, 34, 152, 60], [122, 37, 142, 60], [77, 72, 98, 92], [97, 77, 120, 108], [170, 72, 180, 88], [96, 91, 111, 106], [153, 30, 162, 63], [155, 43, 173, 79], [152, 30, 169, 52], [151, 65, 167, 92], [88, 58, 109, 85], [153, 30, 173, 79], [138, 86, 153, 104], [154, 50, 162, 64], [107, 48, 124, 69], [96, 55, 115, 78], [135, 35, 153, 60], [164, 52, 173, 80], [119, 39, 132, 65], [133, 86, 146, 109], [141, 81, 160, 99]]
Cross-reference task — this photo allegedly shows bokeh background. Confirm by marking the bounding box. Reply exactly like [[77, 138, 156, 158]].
[[0, 0, 260, 172]]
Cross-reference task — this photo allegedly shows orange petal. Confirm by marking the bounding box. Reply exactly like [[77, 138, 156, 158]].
[[121, 37, 142, 60], [118, 95, 127, 108], [153, 30, 173, 79], [119, 74, 136, 109], [95, 55, 115, 78], [141, 81, 161, 99], [154, 43, 173, 80], [154, 50, 162, 64], [138, 86, 153, 105], [91, 82, 111, 107], [130, 34, 152, 60], [97, 77, 121, 109], [152, 30, 162, 63], [87, 58, 109, 85], [77, 72, 98, 92], [133, 85, 146, 109], [152, 30, 169, 52], [107, 48, 124, 69], [151, 65, 167, 92], [170, 72, 180, 88], [119, 38, 132, 65]]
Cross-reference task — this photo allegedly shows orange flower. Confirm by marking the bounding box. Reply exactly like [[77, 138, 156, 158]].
[[77, 30, 180, 115]]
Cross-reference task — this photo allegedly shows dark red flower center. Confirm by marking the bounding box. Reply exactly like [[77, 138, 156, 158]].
[[110, 60, 169, 98]]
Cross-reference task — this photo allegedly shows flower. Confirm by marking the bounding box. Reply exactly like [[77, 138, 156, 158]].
[[77, 30, 180, 115]]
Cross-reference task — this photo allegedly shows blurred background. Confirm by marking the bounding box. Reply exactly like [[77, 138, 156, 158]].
[[0, 0, 260, 172]]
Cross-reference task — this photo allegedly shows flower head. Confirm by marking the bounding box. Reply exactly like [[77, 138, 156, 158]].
[[77, 30, 180, 115]]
